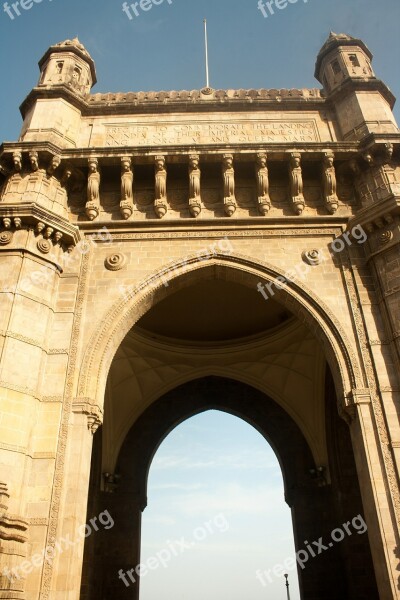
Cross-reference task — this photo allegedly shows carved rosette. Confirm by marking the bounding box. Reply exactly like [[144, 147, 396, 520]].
[[37, 239, 52, 254], [189, 154, 202, 218], [154, 156, 168, 218], [323, 151, 339, 214], [0, 230, 13, 245], [379, 230, 393, 246], [289, 153, 305, 215], [256, 152, 271, 215], [86, 158, 100, 221], [120, 156, 134, 220], [302, 249, 322, 266], [222, 154, 237, 217], [104, 253, 127, 271]]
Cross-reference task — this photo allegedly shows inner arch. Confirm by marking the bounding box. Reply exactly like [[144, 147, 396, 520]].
[[140, 409, 301, 600]]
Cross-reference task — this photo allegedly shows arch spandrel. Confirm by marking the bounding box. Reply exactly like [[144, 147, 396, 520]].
[[76, 251, 362, 421]]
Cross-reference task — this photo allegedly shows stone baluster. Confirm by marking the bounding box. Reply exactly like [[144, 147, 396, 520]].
[[256, 151, 271, 215], [154, 155, 167, 218], [86, 158, 100, 221], [189, 154, 201, 218], [223, 153, 236, 217], [120, 156, 134, 220], [323, 151, 339, 214], [289, 152, 305, 215]]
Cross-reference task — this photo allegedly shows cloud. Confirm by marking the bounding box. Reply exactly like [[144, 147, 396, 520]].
[[149, 483, 205, 492], [171, 483, 287, 518], [143, 515, 176, 526], [151, 449, 279, 472]]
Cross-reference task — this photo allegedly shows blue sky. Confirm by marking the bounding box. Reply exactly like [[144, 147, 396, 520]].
[[0, 0, 399, 142], [141, 411, 300, 600]]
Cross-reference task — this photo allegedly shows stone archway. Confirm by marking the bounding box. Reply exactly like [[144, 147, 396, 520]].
[[77, 252, 360, 416], [80, 376, 378, 600], [67, 255, 392, 599]]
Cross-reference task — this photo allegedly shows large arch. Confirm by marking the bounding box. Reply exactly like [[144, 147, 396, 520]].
[[80, 376, 378, 600], [77, 251, 362, 419]]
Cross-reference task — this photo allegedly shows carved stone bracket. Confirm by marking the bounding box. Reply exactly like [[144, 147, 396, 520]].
[[120, 156, 134, 220], [72, 400, 103, 434], [189, 154, 202, 218], [86, 158, 100, 221], [289, 153, 305, 215], [322, 151, 339, 214], [0, 205, 80, 251], [256, 151, 271, 216], [222, 153, 237, 217], [154, 156, 168, 218]]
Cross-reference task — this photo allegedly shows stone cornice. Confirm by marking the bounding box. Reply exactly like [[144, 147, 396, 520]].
[[20, 85, 327, 119], [0, 141, 363, 165]]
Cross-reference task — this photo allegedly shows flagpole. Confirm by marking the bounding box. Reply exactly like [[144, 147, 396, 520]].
[[204, 18, 210, 88]]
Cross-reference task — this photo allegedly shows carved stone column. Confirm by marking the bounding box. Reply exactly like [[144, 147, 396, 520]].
[[222, 154, 236, 217], [289, 152, 305, 215], [323, 151, 339, 214], [86, 158, 100, 221], [188, 154, 201, 218], [154, 156, 167, 219], [49, 409, 100, 600], [255, 152, 271, 215], [0, 483, 29, 600], [120, 157, 134, 220]]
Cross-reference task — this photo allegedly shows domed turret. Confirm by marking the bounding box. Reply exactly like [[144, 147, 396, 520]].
[[38, 37, 97, 95], [315, 32, 374, 94], [314, 32, 397, 140]]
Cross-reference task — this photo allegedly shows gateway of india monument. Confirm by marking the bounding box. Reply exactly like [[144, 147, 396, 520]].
[[0, 31, 399, 600]]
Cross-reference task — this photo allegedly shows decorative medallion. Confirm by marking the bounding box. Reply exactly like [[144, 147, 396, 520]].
[[0, 231, 13, 245], [201, 87, 214, 96], [302, 249, 322, 266], [37, 239, 51, 254], [104, 253, 127, 271], [379, 230, 393, 246]]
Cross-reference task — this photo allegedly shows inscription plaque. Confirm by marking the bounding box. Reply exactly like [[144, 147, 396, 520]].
[[105, 120, 319, 147]]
